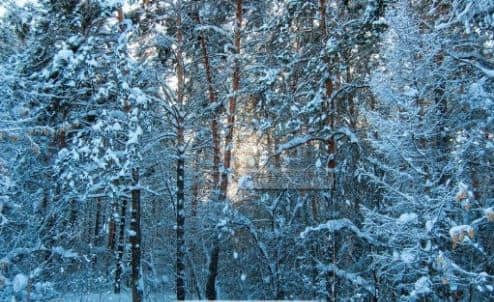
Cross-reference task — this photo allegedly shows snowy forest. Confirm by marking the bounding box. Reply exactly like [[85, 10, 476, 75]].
[[0, 0, 493, 301]]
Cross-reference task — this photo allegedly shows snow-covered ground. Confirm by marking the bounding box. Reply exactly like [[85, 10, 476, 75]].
[[49, 292, 175, 302]]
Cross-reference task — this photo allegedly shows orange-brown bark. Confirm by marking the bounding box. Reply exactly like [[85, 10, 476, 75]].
[[319, 0, 336, 170], [117, 8, 123, 22], [220, 0, 242, 200], [195, 12, 220, 189]]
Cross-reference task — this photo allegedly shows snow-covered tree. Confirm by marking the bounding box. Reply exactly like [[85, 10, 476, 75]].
[[362, 1, 494, 300]]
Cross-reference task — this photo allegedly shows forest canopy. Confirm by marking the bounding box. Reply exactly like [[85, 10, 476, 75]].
[[0, 0, 493, 301]]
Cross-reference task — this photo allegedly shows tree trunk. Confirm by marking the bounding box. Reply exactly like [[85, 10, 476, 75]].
[[108, 200, 117, 251], [319, 0, 336, 171], [435, 85, 448, 153], [187, 254, 202, 299], [117, 7, 124, 22], [191, 170, 199, 217], [319, 0, 327, 37], [205, 243, 220, 300], [175, 3, 186, 299], [220, 0, 243, 200], [176, 129, 186, 300], [435, 82, 449, 186], [91, 198, 102, 266], [325, 71, 336, 171], [346, 57, 356, 129], [94, 198, 101, 246], [195, 10, 221, 190], [326, 232, 338, 301], [191, 151, 200, 217], [70, 199, 77, 226], [130, 168, 142, 302], [206, 2, 242, 299], [114, 199, 127, 294]]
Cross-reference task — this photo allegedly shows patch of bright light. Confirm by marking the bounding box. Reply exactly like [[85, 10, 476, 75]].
[[0, 0, 36, 17]]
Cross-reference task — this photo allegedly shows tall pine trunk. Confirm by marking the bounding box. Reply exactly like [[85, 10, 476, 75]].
[[175, 2, 186, 299], [176, 127, 186, 300], [220, 0, 243, 201], [195, 10, 220, 190], [130, 168, 142, 302], [205, 1, 243, 300], [107, 199, 117, 251], [114, 199, 127, 294], [319, 0, 336, 171]]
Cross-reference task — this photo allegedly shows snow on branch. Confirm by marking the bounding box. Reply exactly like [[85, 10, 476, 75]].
[[277, 135, 317, 153], [194, 25, 232, 40], [317, 263, 374, 293], [276, 127, 359, 155], [468, 61, 494, 78], [447, 51, 494, 78], [300, 218, 374, 242], [52, 246, 78, 259]]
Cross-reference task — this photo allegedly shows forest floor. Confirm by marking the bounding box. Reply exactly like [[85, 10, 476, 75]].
[[49, 292, 175, 302]]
